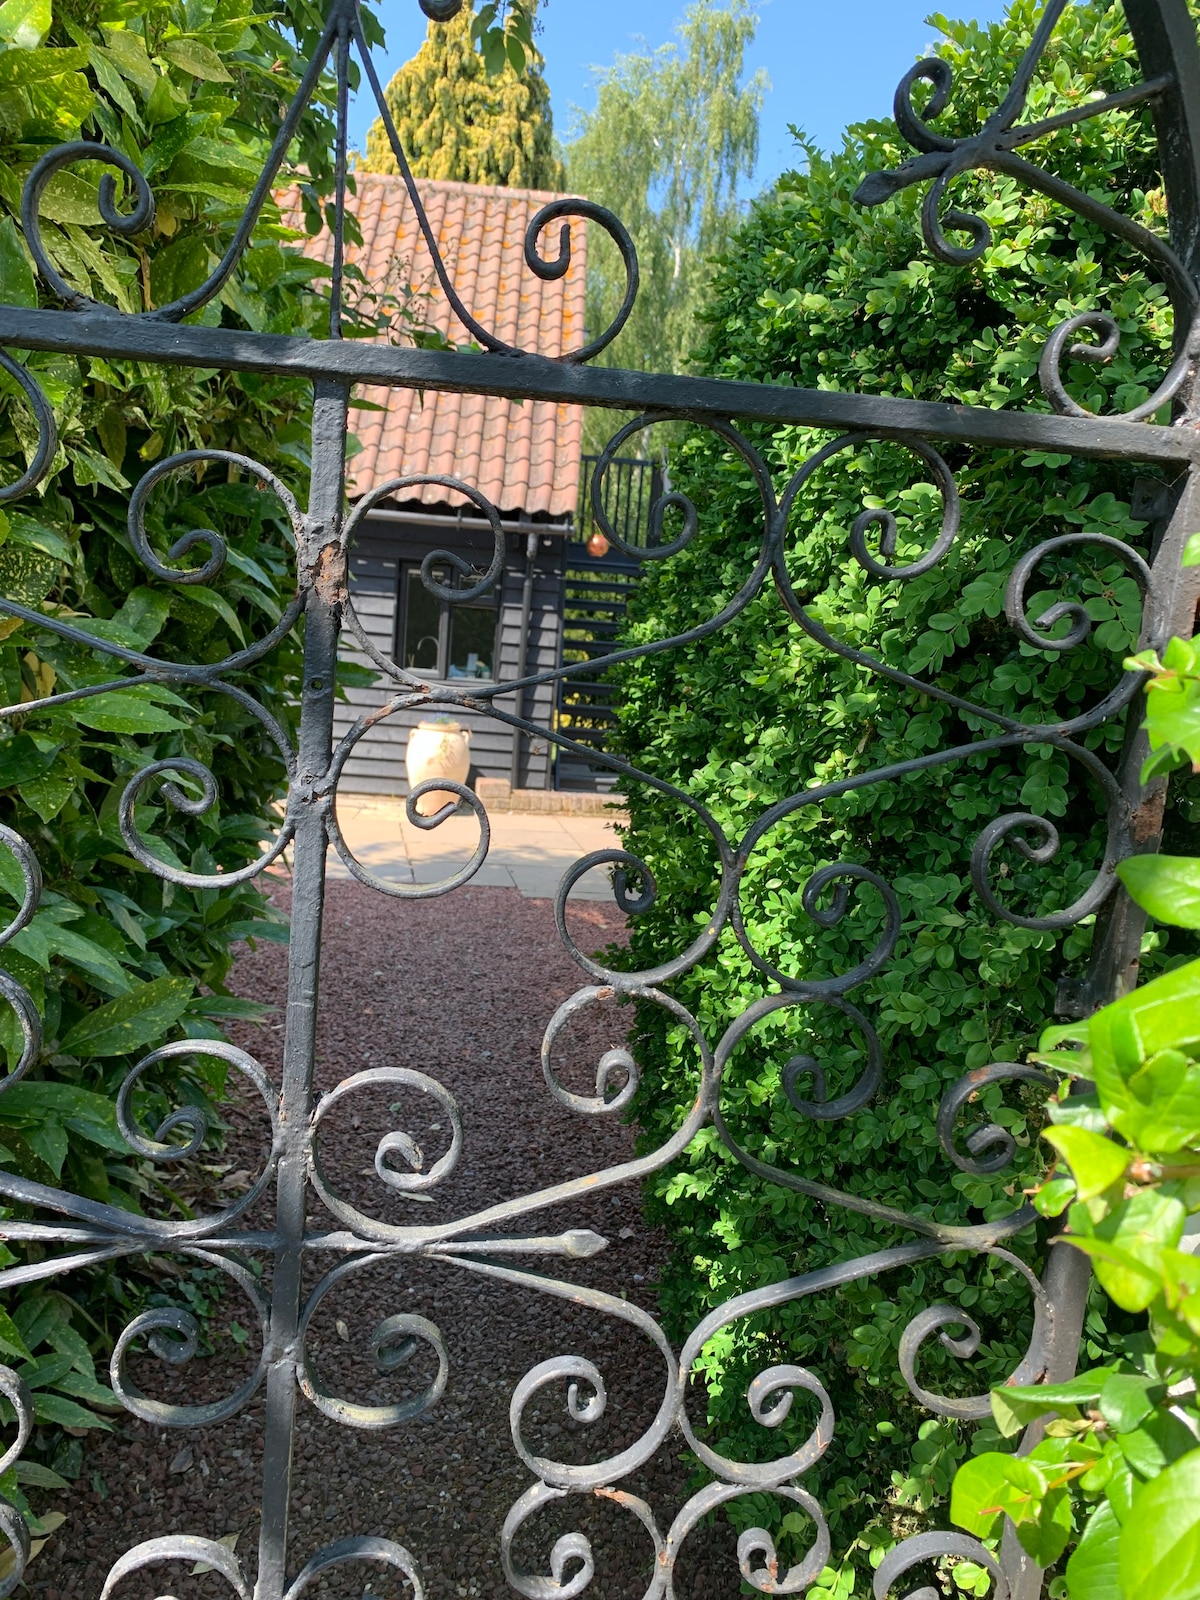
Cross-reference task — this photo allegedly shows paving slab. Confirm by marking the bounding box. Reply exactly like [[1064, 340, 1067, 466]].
[[326, 796, 622, 900]]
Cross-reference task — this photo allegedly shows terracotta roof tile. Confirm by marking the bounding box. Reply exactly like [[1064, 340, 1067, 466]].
[[287, 173, 587, 519]]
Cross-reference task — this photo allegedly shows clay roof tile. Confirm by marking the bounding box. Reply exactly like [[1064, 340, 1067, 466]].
[[294, 173, 587, 518]]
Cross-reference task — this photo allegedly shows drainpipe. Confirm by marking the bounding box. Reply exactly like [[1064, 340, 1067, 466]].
[[509, 531, 538, 790]]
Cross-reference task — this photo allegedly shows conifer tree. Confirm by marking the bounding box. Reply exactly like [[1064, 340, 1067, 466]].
[[363, 7, 564, 190]]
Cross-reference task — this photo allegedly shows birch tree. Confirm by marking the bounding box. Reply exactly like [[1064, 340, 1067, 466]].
[[565, 0, 766, 386]]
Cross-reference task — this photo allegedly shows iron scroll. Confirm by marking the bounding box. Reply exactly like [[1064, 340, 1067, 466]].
[[0, 3, 1197, 1596]]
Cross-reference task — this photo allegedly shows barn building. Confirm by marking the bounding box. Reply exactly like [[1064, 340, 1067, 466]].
[[292, 170, 654, 797]]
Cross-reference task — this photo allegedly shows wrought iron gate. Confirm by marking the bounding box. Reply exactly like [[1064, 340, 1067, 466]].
[[0, 2, 1198, 1596]]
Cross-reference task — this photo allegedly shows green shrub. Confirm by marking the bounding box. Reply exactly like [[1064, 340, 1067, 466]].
[[0, 0, 380, 1514], [608, 0, 1199, 1580], [949, 636, 1200, 1600]]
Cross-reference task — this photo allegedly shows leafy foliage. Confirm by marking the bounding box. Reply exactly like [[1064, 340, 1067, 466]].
[[565, 0, 764, 419], [0, 0, 374, 1514], [362, 2, 563, 190], [608, 0, 1199, 1583], [950, 645, 1200, 1600]]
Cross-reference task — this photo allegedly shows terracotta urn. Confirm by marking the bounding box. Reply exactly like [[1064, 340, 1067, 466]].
[[405, 720, 471, 817]]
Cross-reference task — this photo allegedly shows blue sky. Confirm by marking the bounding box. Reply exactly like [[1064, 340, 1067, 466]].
[[352, 1, 1012, 193]]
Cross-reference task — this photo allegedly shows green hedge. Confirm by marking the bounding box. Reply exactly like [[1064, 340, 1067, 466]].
[[611, 0, 1199, 1582]]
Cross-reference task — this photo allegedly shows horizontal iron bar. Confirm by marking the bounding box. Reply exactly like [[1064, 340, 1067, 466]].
[[3, 307, 1197, 464]]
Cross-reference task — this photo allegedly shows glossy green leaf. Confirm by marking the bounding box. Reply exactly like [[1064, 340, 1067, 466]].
[[25, 1117, 67, 1179], [1117, 1050, 1200, 1155], [160, 35, 232, 81], [1120, 1449, 1200, 1600], [0, 1310, 31, 1363], [1066, 1500, 1124, 1600], [1043, 1125, 1130, 1201], [1098, 1373, 1159, 1435], [0, 0, 51, 50], [1118, 856, 1200, 930], [100, 24, 158, 97], [59, 975, 194, 1059], [950, 1452, 1045, 1537], [0, 217, 35, 309], [31, 1393, 111, 1431], [70, 689, 186, 734], [1068, 1191, 1186, 1311], [1089, 960, 1200, 1118], [991, 1368, 1116, 1439]]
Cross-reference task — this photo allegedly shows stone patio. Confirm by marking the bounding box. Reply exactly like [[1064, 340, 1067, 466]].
[[328, 793, 626, 899]]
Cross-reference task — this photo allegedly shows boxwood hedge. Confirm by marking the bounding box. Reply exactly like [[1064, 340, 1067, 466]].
[[610, 0, 1200, 1583]]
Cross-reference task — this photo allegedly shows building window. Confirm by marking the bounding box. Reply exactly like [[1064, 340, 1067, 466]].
[[397, 562, 499, 681]]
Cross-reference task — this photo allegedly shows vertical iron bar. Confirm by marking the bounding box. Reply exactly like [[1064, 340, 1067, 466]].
[[328, 15, 350, 342], [255, 380, 348, 1600], [1007, 461, 1200, 1600]]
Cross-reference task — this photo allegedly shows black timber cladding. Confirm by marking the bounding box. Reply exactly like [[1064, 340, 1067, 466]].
[[336, 514, 565, 794]]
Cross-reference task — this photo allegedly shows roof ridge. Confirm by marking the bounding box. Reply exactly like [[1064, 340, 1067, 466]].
[[351, 170, 583, 205]]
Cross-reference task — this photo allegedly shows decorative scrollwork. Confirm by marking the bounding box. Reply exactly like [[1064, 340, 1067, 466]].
[[733, 860, 902, 998], [0, 825, 44, 1095], [0, 1366, 32, 1600], [309, 1067, 463, 1237], [554, 849, 661, 953], [22, 142, 155, 314], [1, 4, 1187, 1594], [297, 1257, 449, 1429], [849, 438, 960, 580], [351, 22, 638, 363], [501, 1481, 661, 1600], [463, 1263, 681, 1495], [0, 826, 40, 949], [0, 352, 57, 504], [667, 1480, 831, 1597], [590, 418, 700, 561], [24, 6, 347, 326], [897, 1248, 1052, 1420], [679, 1363, 834, 1491], [343, 474, 503, 611], [873, 1531, 1008, 1600], [109, 1252, 270, 1427], [128, 448, 301, 586], [120, 753, 296, 890], [1038, 308, 1195, 422], [553, 829, 734, 991], [99, 1535, 254, 1600], [282, 1536, 426, 1600], [777, 432, 963, 588], [526, 199, 639, 363], [854, 0, 1199, 423], [971, 764, 1124, 932], [327, 718, 492, 897], [541, 987, 640, 1116], [937, 1062, 1055, 1175], [115, 1040, 281, 1221], [1004, 533, 1158, 727]]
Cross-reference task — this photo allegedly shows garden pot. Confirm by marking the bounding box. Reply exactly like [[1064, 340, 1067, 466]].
[[405, 721, 471, 817]]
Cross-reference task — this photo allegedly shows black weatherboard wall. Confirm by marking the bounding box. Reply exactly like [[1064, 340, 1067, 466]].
[[336, 511, 566, 794]]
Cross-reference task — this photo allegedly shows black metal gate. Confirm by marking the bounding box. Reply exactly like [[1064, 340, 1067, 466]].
[[0, 3, 1198, 1597]]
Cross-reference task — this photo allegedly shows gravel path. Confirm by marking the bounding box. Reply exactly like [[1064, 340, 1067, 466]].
[[33, 880, 733, 1599]]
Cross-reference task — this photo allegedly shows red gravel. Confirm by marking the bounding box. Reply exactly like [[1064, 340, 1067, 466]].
[[31, 881, 735, 1598]]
